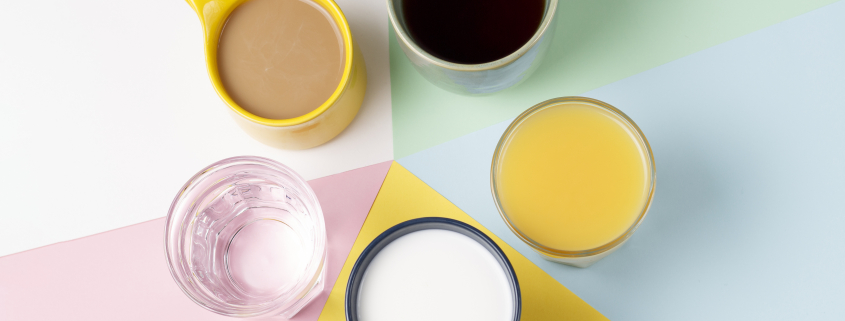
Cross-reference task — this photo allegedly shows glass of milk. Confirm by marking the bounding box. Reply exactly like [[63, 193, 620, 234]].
[[346, 217, 521, 321]]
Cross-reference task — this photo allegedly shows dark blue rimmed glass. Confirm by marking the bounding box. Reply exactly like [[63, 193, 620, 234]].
[[345, 217, 521, 321]]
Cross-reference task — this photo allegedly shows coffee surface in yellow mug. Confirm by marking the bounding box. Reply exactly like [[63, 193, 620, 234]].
[[218, 0, 345, 120], [494, 99, 652, 252]]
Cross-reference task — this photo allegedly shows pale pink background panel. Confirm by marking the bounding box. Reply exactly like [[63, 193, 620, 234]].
[[0, 161, 392, 321]]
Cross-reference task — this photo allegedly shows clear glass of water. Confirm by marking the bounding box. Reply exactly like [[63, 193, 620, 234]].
[[165, 156, 327, 318]]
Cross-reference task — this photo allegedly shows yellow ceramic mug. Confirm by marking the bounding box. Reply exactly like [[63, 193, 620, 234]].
[[185, 0, 367, 150]]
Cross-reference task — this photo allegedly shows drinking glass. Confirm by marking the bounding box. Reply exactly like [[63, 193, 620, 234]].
[[165, 156, 327, 318]]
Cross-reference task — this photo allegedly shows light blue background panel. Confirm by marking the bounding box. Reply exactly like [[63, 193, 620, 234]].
[[399, 2, 845, 320]]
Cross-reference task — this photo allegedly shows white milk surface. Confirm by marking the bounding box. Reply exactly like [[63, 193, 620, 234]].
[[357, 229, 514, 321]]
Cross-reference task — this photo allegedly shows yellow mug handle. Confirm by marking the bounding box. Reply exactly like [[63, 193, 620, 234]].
[[185, 0, 242, 42]]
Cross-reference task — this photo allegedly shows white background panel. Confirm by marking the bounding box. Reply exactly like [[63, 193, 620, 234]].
[[0, 0, 392, 256]]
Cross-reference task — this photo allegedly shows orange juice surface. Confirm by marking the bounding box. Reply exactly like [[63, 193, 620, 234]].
[[495, 101, 652, 252]]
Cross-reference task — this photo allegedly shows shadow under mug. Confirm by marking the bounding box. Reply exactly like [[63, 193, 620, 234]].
[[186, 0, 367, 150], [387, 0, 558, 95]]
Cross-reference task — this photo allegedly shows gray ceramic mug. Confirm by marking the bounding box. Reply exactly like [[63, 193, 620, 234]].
[[387, 0, 558, 95]]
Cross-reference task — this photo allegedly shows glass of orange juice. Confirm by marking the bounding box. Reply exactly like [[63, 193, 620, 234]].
[[491, 97, 656, 268]]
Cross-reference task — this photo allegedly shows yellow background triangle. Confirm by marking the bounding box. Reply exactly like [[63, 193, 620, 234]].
[[317, 162, 607, 321]]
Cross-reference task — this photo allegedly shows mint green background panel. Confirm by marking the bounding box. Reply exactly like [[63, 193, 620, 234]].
[[389, 0, 838, 158]]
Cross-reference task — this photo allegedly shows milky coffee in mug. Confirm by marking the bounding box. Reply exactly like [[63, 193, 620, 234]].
[[217, 0, 345, 120], [186, 0, 368, 150]]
